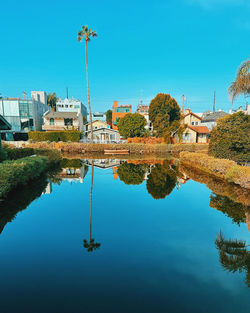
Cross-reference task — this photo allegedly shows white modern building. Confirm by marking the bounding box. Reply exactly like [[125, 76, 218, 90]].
[[136, 104, 153, 132], [56, 98, 87, 118], [0, 91, 50, 134], [88, 112, 106, 122], [229, 104, 250, 115]]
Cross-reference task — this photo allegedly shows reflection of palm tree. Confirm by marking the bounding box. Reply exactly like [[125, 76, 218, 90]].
[[215, 231, 250, 287], [83, 163, 101, 252]]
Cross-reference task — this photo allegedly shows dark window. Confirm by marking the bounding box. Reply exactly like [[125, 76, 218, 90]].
[[64, 118, 73, 126], [50, 118, 54, 125]]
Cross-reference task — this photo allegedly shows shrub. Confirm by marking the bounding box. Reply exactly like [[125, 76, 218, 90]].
[[4, 146, 35, 160], [180, 151, 250, 189], [118, 113, 147, 138], [0, 156, 48, 198], [209, 112, 250, 164], [0, 148, 7, 163], [28, 130, 81, 142]]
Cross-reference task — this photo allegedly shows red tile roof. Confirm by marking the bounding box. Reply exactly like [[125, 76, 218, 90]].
[[188, 125, 210, 134], [183, 112, 202, 120]]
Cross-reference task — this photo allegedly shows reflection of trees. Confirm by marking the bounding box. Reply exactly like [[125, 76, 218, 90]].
[[146, 160, 177, 199], [117, 162, 147, 185], [83, 164, 101, 252], [210, 193, 249, 226], [0, 175, 49, 234], [215, 232, 250, 287]]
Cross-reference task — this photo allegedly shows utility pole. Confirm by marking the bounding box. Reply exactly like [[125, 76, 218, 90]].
[[140, 88, 143, 105], [213, 91, 216, 113], [23, 91, 27, 100], [182, 94, 185, 113], [66, 87, 68, 99]]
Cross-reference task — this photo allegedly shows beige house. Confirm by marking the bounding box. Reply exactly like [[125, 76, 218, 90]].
[[182, 109, 202, 126], [174, 109, 209, 143], [85, 120, 110, 132], [42, 111, 84, 131], [86, 127, 120, 143]]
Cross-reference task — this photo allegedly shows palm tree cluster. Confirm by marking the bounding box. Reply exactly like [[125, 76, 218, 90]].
[[47, 92, 58, 111], [229, 58, 250, 101]]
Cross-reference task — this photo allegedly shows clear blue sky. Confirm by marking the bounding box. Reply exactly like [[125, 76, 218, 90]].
[[0, 0, 249, 113]]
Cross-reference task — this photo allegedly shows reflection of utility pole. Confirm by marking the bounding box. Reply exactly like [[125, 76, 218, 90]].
[[213, 91, 216, 113]]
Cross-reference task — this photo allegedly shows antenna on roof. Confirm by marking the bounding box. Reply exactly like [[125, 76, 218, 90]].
[[140, 88, 143, 105], [213, 91, 216, 113], [23, 91, 27, 100]]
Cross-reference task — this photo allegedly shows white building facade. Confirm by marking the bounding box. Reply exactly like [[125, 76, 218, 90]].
[[56, 98, 87, 118]]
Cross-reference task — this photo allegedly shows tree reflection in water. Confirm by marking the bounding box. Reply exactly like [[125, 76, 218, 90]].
[[146, 160, 178, 199], [117, 162, 147, 185], [215, 231, 250, 287], [83, 163, 101, 252]]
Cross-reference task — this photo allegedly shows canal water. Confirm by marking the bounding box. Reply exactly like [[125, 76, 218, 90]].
[[0, 158, 249, 313]]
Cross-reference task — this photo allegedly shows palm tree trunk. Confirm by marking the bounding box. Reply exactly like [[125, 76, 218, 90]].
[[85, 39, 93, 141], [90, 162, 94, 240]]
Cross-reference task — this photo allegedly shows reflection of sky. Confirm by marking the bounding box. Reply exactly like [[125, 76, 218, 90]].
[[0, 167, 249, 313]]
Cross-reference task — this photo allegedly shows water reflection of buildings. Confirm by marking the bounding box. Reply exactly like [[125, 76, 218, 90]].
[[82, 158, 121, 169]]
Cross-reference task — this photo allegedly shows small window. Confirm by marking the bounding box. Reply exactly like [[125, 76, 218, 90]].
[[195, 122, 198, 125], [50, 118, 54, 126], [65, 105, 68, 108], [191, 122, 195, 125], [64, 118, 73, 126]]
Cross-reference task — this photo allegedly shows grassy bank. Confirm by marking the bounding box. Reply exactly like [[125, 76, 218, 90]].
[[24, 141, 208, 155], [180, 151, 250, 189]]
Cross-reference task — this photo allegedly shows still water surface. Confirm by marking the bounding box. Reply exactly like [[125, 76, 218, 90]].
[[0, 158, 249, 313]]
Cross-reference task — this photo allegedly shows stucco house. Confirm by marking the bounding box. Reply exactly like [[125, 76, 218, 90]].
[[112, 101, 132, 130], [84, 120, 110, 133], [201, 110, 228, 130], [42, 111, 84, 131], [86, 127, 120, 143], [182, 109, 202, 126]]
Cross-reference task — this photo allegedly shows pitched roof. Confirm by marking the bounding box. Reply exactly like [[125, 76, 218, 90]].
[[86, 127, 118, 133], [0, 115, 11, 130], [201, 111, 228, 122], [44, 111, 78, 119], [188, 125, 210, 134], [183, 112, 202, 120]]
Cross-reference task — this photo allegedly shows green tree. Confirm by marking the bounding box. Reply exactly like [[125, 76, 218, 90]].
[[105, 109, 112, 126], [215, 232, 250, 287], [117, 113, 146, 138], [146, 160, 177, 199], [229, 59, 250, 101], [117, 162, 147, 185], [209, 112, 250, 164], [149, 93, 181, 137], [47, 92, 58, 111], [77, 25, 97, 141]]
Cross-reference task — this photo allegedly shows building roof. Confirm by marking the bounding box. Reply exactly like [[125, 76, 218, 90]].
[[86, 127, 119, 133], [201, 111, 228, 122], [188, 125, 210, 134], [183, 112, 202, 120], [44, 111, 78, 119], [0, 115, 11, 130]]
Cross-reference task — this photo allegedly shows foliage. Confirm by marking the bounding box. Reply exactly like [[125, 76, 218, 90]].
[[82, 115, 87, 124], [47, 92, 58, 111], [117, 162, 147, 185], [215, 232, 250, 287], [60, 158, 82, 169], [117, 113, 146, 138], [0, 148, 7, 163], [28, 130, 81, 142], [0, 156, 48, 198], [180, 151, 250, 189], [105, 109, 112, 126], [83, 239, 101, 252], [228, 59, 250, 100], [146, 160, 178, 199], [210, 193, 248, 225], [149, 93, 181, 137], [209, 112, 250, 164]]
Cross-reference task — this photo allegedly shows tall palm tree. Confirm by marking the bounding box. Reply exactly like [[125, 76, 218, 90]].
[[47, 92, 58, 111], [77, 25, 97, 141], [229, 59, 250, 101]]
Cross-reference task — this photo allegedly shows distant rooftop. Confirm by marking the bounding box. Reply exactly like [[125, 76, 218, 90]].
[[44, 111, 78, 119], [201, 111, 228, 122]]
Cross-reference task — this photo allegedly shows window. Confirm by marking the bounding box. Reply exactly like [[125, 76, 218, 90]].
[[70, 105, 73, 108], [191, 121, 195, 125], [195, 121, 198, 125], [65, 105, 68, 108], [50, 118, 54, 126], [64, 118, 73, 126], [74, 105, 80, 109]]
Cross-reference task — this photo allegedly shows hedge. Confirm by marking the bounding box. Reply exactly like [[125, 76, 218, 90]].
[[180, 151, 250, 189], [28, 130, 81, 142], [0, 156, 48, 198]]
